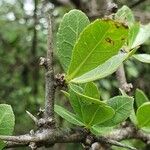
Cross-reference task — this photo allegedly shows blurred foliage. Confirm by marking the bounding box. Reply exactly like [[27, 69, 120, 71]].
[[0, 0, 149, 149]]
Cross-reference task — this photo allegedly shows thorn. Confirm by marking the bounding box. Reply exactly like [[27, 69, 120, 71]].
[[26, 111, 38, 125], [29, 142, 37, 150], [30, 130, 35, 136], [39, 57, 46, 65]]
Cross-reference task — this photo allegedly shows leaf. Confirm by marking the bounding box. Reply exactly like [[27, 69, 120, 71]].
[[135, 89, 149, 108], [91, 125, 114, 135], [130, 109, 138, 125], [54, 105, 84, 126], [69, 84, 105, 118], [133, 54, 150, 63], [101, 96, 134, 126], [70, 53, 128, 83], [137, 102, 150, 128], [84, 82, 100, 99], [0, 104, 15, 150], [67, 19, 128, 80], [115, 5, 135, 26], [69, 86, 114, 127], [131, 23, 150, 48], [81, 103, 114, 127], [127, 23, 140, 49], [57, 9, 90, 72]]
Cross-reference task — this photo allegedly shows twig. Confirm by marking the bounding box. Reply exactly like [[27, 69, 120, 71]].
[[116, 64, 133, 93], [96, 137, 137, 150], [44, 15, 55, 124], [1, 126, 150, 149]]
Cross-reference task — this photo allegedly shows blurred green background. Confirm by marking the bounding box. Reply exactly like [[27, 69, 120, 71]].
[[0, 0, 149, 149]]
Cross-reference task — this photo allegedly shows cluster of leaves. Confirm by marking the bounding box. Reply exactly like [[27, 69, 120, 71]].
[[0, 4, 150, 150], [55, 6, 150, 134], [55, 82, 133, 134]]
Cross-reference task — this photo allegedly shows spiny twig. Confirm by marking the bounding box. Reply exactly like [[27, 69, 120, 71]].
[[44, 15, 55, 125]]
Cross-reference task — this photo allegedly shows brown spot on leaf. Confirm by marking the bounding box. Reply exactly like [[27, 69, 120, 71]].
[[105, 37, 114, 45], [114, 23, 120, 28], [121, 37, 126, 41]]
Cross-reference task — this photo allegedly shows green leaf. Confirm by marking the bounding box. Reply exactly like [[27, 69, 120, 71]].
[[115, 5, 135, 26], [0, 104, 15, 150], [91, 125, 114, 135], [135, 89, 149, 108], [69, 86, 114, 127], [57, 9, 90, 72], [70, 53, 128, 83], [130, 109, 138, 125], [101, 96, 134, 126], [128, 23, 140, 49], [137, 102, 150, 128], [133, 54, 150, 63], [54, 105, 84, 126], [67, 19, 128, 80], [69, 84, 105, 118], [84, 82, 100, 99], [132, 23, 150, 48], [82, 103, 114, 127]]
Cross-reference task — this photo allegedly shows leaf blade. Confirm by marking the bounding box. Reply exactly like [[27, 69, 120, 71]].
[[135, 89, 149, 108], [137, 102, 150, 128], [84, 82, 100, 99], [0, 104, 15, 149], [54, 105, 84, 126], [132, 23, 150, 49], [67, 19, 128, 80], [133, 54, 150, 63], [70, 53, 127, 83], [115, 5, 135, 26], [101, 96, 134, 126], [57, 9, 90, 72]]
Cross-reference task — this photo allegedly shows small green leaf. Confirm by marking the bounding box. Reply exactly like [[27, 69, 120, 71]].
[[130, 109, 138, 125], [101, 96, 134, 126], [67, 19, 128, 80], [135, 89, 149, 108], [69, 85, 114, 127], [133, 54, 150, 63], [82, 103, 114, 127], [70, 53, 128, 83], [57, 9, 90, 72], [137, 102, 150, 128], [69, 84, 105, 118], [128, 23, 140, 49], [132, 23, 150, 48], [84, 82, 100, 99], [115, 5, 135, 26], [0, 104, 15, 149], [54, 105, 84, 126]]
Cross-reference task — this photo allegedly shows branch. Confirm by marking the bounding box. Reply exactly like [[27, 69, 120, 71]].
[[116, 63, 133, 93], [44, 15, 55, 123], [1, 126, 150, 149]]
